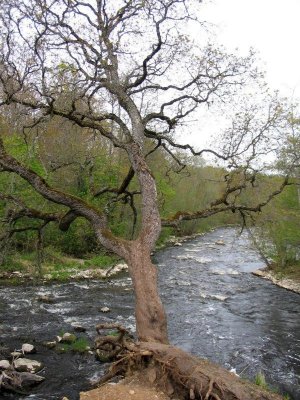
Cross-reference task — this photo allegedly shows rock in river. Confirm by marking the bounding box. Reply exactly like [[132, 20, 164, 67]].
[[43, 341, 57, 349], [11, 351, 23, 358], [37, 294, 55, 304], [61, 333, 77, 344], [100, 306, 110, 313], [22, 343, 36, 354], [0, 359, 10, 369], [13, 358, 43, 373], [73, 325, 87, 333]]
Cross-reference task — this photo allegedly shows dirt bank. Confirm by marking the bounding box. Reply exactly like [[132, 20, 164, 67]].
[[80, 374, 171, 400]]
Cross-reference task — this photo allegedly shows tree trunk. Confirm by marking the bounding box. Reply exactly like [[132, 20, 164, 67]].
[[126, 240, 168, 344]]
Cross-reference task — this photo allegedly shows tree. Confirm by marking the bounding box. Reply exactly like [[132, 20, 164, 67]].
[[278, 112, 300, 203], [0, 1, 291, 398]]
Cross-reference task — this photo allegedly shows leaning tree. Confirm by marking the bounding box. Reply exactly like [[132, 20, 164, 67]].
[[0, 1, 291, 399]]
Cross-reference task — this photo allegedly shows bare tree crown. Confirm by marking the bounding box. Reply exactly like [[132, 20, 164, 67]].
[[0, 0, 294, 245]]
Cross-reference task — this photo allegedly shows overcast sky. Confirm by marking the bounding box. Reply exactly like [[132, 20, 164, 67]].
[[182, 0, 300, 149], [200, 0, 300, 99]]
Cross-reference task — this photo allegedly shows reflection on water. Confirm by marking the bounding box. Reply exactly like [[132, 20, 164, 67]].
[[0, 227, 299, 399]]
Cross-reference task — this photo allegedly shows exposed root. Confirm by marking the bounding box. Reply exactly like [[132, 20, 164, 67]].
[[94, 323, 134, 362], [93, 325, 284, 400], [204, 379, 214, 400]]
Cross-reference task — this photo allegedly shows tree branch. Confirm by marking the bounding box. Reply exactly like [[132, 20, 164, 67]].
[[162, 176, 291, 227]]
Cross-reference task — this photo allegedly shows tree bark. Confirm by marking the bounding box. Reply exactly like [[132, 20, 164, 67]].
[[126, 240, 168, 344]]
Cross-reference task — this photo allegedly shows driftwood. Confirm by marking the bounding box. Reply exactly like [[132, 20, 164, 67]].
[[0, 369, 44, 394], [93, 324, 284, 400]]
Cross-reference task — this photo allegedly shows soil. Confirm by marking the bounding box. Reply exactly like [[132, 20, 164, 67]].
[[81, 341, 284, 400], [80, 374, 171, 400]]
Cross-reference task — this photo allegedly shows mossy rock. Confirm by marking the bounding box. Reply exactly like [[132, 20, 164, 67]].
[[61, 333, 77, 344]]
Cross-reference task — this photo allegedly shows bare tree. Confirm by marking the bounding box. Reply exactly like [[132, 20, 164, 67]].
[[0, 2, 291, 398]]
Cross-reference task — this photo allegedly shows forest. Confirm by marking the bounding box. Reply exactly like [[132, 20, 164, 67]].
[[0, 111, 299, 282]]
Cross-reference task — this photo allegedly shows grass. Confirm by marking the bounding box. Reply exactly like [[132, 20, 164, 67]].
[[272, 263, 300, 282], [57, 337, 90, 353], [48, 270, 73, 282], [84, 254, 119, 269], [0, 255, 28, 272], [254, 372, 291, 399], [254, 372, 268, 390], [0, 247, 118, 283]]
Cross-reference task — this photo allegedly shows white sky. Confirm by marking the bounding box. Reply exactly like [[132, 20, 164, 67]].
[[200, 0, 300, 99], [182, 0, 300, 149]]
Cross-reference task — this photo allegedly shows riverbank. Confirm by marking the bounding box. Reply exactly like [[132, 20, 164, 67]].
[[252, 268, 300, 294], [80, 373, 171, 400], [0, 230, 205, 285], [1, 226, 299, 297]]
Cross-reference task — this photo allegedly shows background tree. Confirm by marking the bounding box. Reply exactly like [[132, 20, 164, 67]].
[[252, 112, 300, 273]]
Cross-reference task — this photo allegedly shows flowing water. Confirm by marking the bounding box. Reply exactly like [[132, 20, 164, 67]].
[[0, 227, 299, 399]]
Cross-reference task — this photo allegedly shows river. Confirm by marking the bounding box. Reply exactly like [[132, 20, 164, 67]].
[[0, 227, 299, 399]]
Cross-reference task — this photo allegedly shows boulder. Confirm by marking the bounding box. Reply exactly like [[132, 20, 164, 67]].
[[42, 341, 57, 349], [22, 343, 36, 354], [0, 370, 45, 390], [18, 371, 45, 387], [73, 325, 87, 333], [215, 240, 225, 246], [13, 358, 43, 373], [61, 333, 77, 344], [0, 359, 10, 369]]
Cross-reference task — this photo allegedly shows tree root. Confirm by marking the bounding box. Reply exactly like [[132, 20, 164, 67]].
[[93, 325, 285, 400]]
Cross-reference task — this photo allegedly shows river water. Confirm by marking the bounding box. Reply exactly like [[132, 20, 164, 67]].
[[0, 227, 299, 399]]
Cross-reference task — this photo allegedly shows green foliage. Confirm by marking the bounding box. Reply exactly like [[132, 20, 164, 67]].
[[254, 372, 291, 398], [0, 255, 26, 272], [57, 337, 90, 353], [156, 227, 173, 248], [254, 182, 300, 276], [254, 372, 268, 389], [84, 254, 118, 269], [3, 134, 46, 177], [46, 219, 98, 257]]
